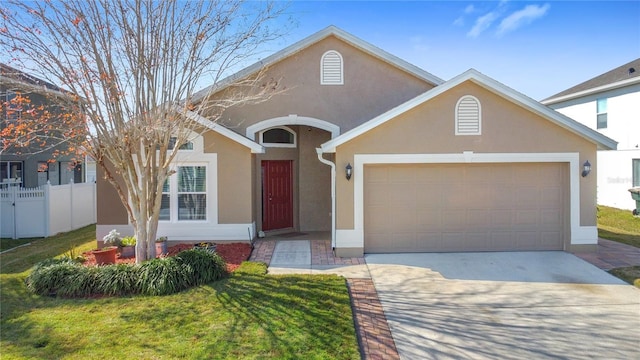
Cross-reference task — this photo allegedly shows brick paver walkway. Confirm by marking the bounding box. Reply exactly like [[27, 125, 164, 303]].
[[574, 238, 640, 270], [249, 238, 398, 360]]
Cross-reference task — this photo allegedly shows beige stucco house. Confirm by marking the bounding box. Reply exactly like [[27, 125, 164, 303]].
[[97, 26, 616, 256]]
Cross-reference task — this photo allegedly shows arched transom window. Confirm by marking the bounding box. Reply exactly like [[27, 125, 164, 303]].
[[259, 126, 297, 148]]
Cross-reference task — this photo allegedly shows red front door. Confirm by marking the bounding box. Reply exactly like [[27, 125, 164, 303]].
[[262, 160, 293, 231]]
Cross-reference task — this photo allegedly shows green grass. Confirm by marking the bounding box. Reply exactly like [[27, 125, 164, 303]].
[[597, 205, 640, 248], [608, 266, 640, 288], [1, 238, 34, 252], [0, 226, 360, 359], [597, 206, 640, 286]]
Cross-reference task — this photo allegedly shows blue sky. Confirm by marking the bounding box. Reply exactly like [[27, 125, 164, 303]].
[[266, 1, 640, 100]]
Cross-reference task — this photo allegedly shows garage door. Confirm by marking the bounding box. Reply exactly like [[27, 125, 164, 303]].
[[364, 163, 566, 253]]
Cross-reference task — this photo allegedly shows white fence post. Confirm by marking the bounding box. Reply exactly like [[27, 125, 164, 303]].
[[44, 181, 51, 237]]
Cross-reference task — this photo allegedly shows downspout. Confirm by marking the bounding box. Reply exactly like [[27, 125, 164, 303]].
[[316, 148, 336, 249]]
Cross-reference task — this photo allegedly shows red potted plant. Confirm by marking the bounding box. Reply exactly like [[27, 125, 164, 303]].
[[93, 229, 120, 265]]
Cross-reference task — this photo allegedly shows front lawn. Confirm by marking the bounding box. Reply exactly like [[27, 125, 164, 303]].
[[0, 226, 360, 359], [597, 205, 640, 248]]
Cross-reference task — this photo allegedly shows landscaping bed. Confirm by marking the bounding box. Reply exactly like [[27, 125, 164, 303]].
[[82, 242, 253, 272]]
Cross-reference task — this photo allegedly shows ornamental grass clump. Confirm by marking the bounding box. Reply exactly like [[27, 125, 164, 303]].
[[26, 259, 99, 297], [25, 249, 228, 298]]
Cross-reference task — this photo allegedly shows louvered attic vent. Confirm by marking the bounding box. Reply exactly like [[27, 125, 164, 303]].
[[321, 50, 343, 85], [455, 95, 481, 135]]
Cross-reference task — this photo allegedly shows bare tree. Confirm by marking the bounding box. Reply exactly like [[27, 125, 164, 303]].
[[0, 0, 288, 262]]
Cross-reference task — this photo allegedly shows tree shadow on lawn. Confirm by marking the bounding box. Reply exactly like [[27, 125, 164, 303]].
[[209, 272, 359, 359]]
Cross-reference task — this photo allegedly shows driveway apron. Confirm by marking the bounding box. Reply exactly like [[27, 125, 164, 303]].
[[366, 252, 640, 360]]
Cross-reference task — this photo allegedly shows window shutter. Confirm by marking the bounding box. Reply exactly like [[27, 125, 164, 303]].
[[321, 50, 343, 85], [456, 96, 481, 135]]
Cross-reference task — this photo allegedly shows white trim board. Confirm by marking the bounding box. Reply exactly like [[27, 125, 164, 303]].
[[336, 151, 596, 250], [97, 222, 256, 243], [246, 115, 341, 140]]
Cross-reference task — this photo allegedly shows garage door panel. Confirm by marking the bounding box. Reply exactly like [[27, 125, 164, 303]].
[[441, 187, 468, 209], [366, 206, 389, 232], [364, 163, 566, 253], [366, 166, 389, 183], [490, 231, 514, 249], [542, 187, 563, 207], [416, 210, 442, 230], [467, 210, 490, 227], [515, 210, 539, 226], [389, 184, 415, 206], [388, 167, 415, 183], [516, 188, 541, 208], [391, 208, 416, 228], [541, 209, 562, 226], [365, 184, 389, 205], [416, 190, 441, 207], [491, 210, 514, 227]]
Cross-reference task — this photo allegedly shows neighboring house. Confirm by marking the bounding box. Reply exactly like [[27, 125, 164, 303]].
[[97, 26, 616, 256], [542, 58, 640, 210], [0, 63, 86, 188]]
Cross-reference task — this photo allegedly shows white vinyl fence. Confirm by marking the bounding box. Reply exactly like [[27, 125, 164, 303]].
[[0, 181, 96, 239]]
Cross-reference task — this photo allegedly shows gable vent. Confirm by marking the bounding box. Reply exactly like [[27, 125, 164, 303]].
[[321, 50, 343, 85], [455, 95, 481, 135]]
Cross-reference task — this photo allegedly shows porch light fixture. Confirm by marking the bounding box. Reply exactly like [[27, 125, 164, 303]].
[[581, 160, 591, 177], [345, 163, 353, 181]]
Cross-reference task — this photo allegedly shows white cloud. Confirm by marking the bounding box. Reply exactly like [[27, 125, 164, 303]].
[[464, 4, 475, 14], [467, 11, 500, 38], [453, 16, 465, 26], [497, 3, 550, 36], [410, 36, 430, 52]]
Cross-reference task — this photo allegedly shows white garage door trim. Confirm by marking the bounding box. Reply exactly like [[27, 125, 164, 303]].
[[336, 151, 597, 249]]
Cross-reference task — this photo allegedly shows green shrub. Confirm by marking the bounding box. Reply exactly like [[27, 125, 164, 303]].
[[26, 248, 229, 298], [98, 264, 139, 296], [120, 236, 136, 247], [26, 260, 97, 297], [137, 257, 190, 296], [174, 248, 228, 286]]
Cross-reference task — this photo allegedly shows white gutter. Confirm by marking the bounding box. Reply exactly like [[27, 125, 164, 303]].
[[316, 148, 336, 249]]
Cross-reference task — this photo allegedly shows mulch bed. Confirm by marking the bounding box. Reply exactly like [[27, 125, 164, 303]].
[[82, 242, 253, 272]]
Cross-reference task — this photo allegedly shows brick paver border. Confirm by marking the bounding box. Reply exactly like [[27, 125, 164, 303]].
[[348, 279, 400, 360]]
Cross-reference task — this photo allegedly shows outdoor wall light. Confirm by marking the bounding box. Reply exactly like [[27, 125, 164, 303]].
[[346, 163, 353, 181], [582, 160, 591, 177]]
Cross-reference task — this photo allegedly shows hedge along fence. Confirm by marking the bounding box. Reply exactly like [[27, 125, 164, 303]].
[[26, 249, 228, 297]]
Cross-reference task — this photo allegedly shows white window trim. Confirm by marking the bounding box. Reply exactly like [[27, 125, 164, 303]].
[[455, 95, 481, 136], [259, 125, 297, 148], [335, 152, 596, 249], [321, 50, 344, 85]]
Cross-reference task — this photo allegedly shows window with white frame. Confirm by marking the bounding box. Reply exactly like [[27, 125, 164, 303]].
[[159, 165, 207, 221], [633, 159, 640, 187], [321, 50, 343, 85], [259, 126, 296, 148], [596, 98, 607, 129], [0, 161, 23, 185], [455, 95, 481, 135]]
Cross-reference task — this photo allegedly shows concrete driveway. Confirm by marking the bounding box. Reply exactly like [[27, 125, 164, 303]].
[[366, 252, 640, 360]]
